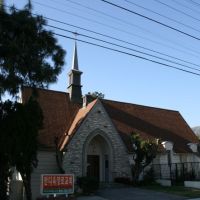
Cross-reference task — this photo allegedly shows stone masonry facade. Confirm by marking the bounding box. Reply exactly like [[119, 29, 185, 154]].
[[62, 100, 132, 181]]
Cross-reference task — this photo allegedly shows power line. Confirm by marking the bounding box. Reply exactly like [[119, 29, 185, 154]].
[[154, 0, 200, 23], [1, 5, 200, 77], [32, 1, 200, 57], [58, 0, 200, 58], [47, 24, 200, 72], [56, 0, 155, 35], [33, 0, 200, 57], [100, 0, 200, 41], [45, 19, 200, 68], [171, 0, 200, 16], [32, 1, 172, 49], [63, 0, 197, 48], [52, 32, 200, 77], [187, 0, 200, 7], [2, 3, 200, 68], [125, 0, 200, 34]]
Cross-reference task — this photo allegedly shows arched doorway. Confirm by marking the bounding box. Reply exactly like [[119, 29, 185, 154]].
[[83, 132, 112, 182]]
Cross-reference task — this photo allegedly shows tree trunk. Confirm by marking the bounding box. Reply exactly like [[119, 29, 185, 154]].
[[0, 155, 9, 200], [131, 164, 143, 184], [21, 172, 32, 200]]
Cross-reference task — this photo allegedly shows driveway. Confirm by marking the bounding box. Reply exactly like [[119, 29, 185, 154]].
[[97, 187, 187, 200]]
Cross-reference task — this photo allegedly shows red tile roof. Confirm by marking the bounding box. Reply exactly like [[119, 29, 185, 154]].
[[22, 87, 80, 149], [59, 99, 98, 150], [101, 99, 199, 153], [22, 87, 199, 153]]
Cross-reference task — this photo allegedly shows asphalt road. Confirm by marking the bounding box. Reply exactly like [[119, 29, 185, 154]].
[[78, 187, 188, 200]]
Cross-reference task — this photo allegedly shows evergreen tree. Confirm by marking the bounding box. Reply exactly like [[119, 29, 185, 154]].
[[0, 3, 65, 199]]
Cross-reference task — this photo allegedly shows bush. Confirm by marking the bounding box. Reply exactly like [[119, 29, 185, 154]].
[[77, 176, 99, 194], [114, 177, 131, 185]]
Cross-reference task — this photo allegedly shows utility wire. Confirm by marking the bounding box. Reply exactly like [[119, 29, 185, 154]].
[[154, 0, 200, 23], [54, 0, 155, 35], [188, 0, 200, 6], [184, 0, 197, 6], [1, 5, 200, 77], [52, 32, 200, 77], [33, 0, 200, 57], [32, 1, 200, 57], [125, 0, 200, 34], [58, 0, 200, 57], [45, 19, 200, 68], [171, 0, 200, 16], [2, 3, 200, 68], [47, 24, 200, 72], [100, 0, 200, 41], [189, 0, 200, 7]]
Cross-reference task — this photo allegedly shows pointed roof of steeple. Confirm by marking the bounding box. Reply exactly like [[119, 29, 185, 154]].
[[71, 41, 79, 70]]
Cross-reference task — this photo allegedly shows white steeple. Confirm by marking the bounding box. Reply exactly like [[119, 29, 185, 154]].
[[68, 41, 82, 103], [71, 41, 79, 70]]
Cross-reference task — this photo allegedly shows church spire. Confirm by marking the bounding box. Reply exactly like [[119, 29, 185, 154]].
[[71, 41, 79, 70], [68, 42, 82, 104]]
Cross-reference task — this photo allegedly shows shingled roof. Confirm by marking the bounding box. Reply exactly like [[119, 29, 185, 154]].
[[101, 99, 199, 153], [59, 99, 98, 150], [22, 87, 80, 149], [22, 87, 199, 153]]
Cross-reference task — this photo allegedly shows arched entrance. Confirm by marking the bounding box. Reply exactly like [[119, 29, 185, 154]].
[[83, 132, 112, 182]]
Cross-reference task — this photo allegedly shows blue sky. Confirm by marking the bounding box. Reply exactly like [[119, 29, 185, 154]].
[[5, 0, 200, 127]]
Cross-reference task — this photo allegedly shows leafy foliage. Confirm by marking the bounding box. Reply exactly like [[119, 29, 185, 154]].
[[131, 133, 159, 184], [0, 99, 43, 199], [0, 6, 65, 98], [0, 3, 65, 200], [87, 91, 105, 99]]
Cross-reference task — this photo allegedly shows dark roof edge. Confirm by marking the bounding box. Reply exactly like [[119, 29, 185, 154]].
[[22, 86, 69, 95], [59, 99, 98, 150], [102, 98, 179, 113]]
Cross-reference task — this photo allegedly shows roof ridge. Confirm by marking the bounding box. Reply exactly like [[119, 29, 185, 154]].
[[23, 86, 69, 95], [59, 99, 98, 150], [102, 98, 179, 113]]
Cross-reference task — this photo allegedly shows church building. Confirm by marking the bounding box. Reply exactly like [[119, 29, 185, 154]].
[[22, 43, 200, 199]]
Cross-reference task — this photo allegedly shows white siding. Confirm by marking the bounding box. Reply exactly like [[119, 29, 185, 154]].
[[31, 151, 59, 200]]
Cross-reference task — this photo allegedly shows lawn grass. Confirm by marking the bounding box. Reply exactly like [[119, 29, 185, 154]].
[[141, 184, 200, 198]]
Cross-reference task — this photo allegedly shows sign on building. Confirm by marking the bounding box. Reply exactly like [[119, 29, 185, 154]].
[[41, 174, 74, 196]]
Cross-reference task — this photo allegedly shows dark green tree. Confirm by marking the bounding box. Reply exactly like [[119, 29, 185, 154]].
[[87, 91, 105, 99], [0, 101, 13, 200], [130, 133, 159, 184], [0, 5, 65, 98], [0, 3, 65, 200], [0, 99, 43, 200]]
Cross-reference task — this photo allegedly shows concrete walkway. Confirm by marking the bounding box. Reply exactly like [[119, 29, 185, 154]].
[[77, 186, 197, 200]]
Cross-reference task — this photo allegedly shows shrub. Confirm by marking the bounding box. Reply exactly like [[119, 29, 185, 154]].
[[77, 176, 99, 194]]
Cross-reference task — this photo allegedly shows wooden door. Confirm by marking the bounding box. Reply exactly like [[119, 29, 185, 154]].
[[87, 155, 100, 180]]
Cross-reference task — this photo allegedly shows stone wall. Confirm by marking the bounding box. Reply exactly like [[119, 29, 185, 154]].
[[63, 100, 132, 181]]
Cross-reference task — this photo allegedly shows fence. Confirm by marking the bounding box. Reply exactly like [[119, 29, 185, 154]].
[[152, 162, 200, 184]]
